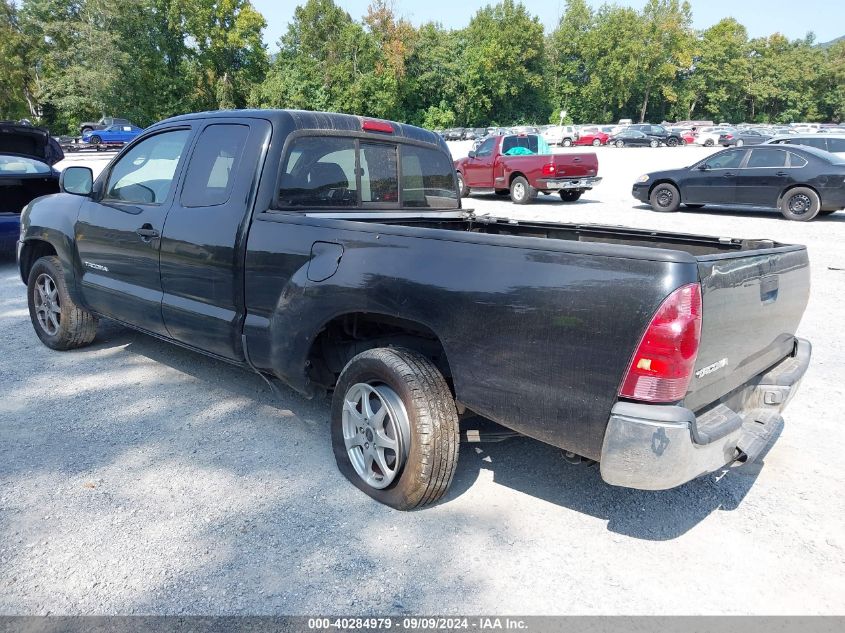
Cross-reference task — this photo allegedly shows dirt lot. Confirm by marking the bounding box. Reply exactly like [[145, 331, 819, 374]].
[[1, 142, 843, 615]]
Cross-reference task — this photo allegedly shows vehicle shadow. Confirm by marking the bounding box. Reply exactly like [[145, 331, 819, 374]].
[[633, 203, 845, 221], [469, 193, 602, 206], [445, 432, 771, 541]]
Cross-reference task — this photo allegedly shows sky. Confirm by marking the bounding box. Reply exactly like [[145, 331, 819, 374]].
[[252, 0, 842, 51]]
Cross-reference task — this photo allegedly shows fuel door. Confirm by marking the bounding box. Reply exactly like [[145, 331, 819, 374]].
[[307, 241, 344, 282]]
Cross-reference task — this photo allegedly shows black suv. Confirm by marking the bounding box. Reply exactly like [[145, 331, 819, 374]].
[[628, 124, 684, 147]]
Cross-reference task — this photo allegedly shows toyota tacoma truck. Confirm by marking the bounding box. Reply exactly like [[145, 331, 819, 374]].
[[17, 109, 811, 509], [454, 133, 601, 204]]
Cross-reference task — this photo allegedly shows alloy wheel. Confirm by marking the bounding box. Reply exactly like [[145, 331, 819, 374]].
[[33, 273, 61, 336]]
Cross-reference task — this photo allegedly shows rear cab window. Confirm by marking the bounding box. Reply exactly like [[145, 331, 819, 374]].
[[277, 135, 458, 210]]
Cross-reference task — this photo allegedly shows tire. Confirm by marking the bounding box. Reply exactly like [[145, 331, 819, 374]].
[[735, 139, 744, 147], [510, 176, 536, 205], [667, 137, 679, 147], [780, 187, 820, 221], [684, 203, 704, 209], [81, 126, 93, 135], [649, 183, 681, 212], [27, 256, 98, 350], [90, 135, 102, 145], [704, 139, 714, 147], [649, 139, 659, 148], [562, 138, 572, 147], [560, 190, 582, 202], [494, 189, 509, 196], [592, 138, 601, 146], [616, 140, 625, 148], [331, 348, 459, 510], [456, 172, 469, 198]]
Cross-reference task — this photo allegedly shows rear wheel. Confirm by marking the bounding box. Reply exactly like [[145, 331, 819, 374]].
[[780, 187, 820, 221], [615, 140, 625, 148], [456, 172, 469, 198], [649, 139, 659, 148], [649, 183, 681, 212], [331, 348, 459, 510], [562, 138, 572, 147], [89, 134, 102, 145], [592, 138, 601, 146], [560, 190, 582, 202], [735, 139, 744, 147], [27, 256, 98, 350], [704, 139, 714, 147], [510, 176, 536, 204], [667, 137, 679, 147]]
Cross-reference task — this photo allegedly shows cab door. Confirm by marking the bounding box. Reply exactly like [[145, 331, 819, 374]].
[[464, 137, 497, 187], [74, 127, 193, 334], [682, 148, 747, 205], [158, 118, 271, 360]]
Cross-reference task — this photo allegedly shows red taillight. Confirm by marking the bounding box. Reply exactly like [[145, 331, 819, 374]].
[[619, 283, 702, 403], [361, 119, 394, 133], [542, 163, 556, 175], [726, 134, 733, 139]]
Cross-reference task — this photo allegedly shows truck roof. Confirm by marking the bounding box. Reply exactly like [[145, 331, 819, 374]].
[[153, 109, 448, 151]]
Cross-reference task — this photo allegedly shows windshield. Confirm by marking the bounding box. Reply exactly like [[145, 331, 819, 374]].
[[0, 155, 52, 175]]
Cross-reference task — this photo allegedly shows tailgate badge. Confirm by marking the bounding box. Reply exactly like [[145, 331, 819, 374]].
[[696, 358, 728, 379]]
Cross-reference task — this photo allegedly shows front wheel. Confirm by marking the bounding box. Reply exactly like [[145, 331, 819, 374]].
[[615, 140, 625, 148], [667, 137, 679, 147], [456, 172, 469, 198], [704, 139, 714, 147], [331, 348, 459, 510], [649, 183, 681, 212], [27, 256, 98, 350], [649, 139, 659, 148], [560, 190, 582, 202], [89, 135, 102, 145], [510, 176, 536, 204], [592, 138, 601, 146], [735, 139, 744, 147], [780, 187, 820, 221], [562, 138, 572, 147]]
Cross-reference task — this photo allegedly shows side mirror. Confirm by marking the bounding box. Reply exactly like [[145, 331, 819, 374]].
[[698, 164, 710, 171], [468, 151, 477, 159], [60, 166, 94, 196]]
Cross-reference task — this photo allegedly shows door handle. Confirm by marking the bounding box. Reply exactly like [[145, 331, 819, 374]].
[[135, 225, 160, 240], [775, 171, 787, 177], [723, 172, 735, 177]]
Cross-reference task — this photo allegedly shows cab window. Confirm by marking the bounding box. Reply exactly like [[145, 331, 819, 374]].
[[745, 149, 787, 168], [104, 130, 190, 204], [702, 150, 746, 170], [475, 137, 496, 157]]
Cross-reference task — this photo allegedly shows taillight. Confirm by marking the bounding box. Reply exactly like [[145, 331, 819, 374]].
[[726, 134, 733, 140], [619, 283, 702, 403], [361, 118, 394, 133], [542, 163, 556, 176]]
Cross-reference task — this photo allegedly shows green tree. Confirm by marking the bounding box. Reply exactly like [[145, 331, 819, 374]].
[[0, 0, 37, 119], [546, 0, 593, 123], [402, 23, 463, 126], [459, 0, 548, 125]]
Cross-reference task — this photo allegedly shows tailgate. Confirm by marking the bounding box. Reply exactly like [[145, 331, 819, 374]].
[[554, 153, 598, 178], [684, 245, 810, 412]]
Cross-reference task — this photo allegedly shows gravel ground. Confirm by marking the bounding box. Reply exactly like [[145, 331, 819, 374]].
[[1, 141, 844, 615]]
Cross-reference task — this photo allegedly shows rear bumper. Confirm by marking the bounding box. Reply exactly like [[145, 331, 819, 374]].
[[600, 338, 811, 490], [0, 213, 21, 252], [538, 176, 602, 191]]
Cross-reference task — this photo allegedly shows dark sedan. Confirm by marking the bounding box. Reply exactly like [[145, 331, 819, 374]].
[[719, 129, 771, 147], [608, 129, 661, 147], [0, 122, 63, 251], [632, 145, 845, 221]]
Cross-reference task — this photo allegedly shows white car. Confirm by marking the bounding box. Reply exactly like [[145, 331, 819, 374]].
[[694, 126, 733, 147], [765, 134, 845, 157], [542, 125, 577, 147]]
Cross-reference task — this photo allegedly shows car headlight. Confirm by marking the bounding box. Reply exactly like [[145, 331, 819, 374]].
[[636, 174, 650, 183]]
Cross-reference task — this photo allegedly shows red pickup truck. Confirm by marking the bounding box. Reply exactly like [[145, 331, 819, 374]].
[[454, 134, 601, 204]]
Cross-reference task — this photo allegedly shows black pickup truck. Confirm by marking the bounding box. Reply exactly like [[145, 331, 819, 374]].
[[17, 109, 812, 509]]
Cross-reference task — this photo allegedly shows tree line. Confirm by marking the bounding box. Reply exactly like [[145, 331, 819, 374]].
[[2, 0, 843, 135]]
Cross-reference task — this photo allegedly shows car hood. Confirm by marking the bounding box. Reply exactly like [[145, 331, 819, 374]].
[[0, 123, 64, 166]]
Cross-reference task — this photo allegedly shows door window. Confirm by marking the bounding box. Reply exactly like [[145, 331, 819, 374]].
[[745, 149, 787, 168], [181, 124, 250, 207], [105, 130, 190, 204], [827, 138, 845, 153], [475, 137, 496, 157], [702, 150, 746, 170]]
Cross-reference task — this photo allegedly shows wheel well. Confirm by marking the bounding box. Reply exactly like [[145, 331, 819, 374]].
[[306, 313, 453, 392], [778, 184, 820, 205], [509, 172, 526, 186], [19, 240, 57, 283], [648, 179, 679, 198]]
